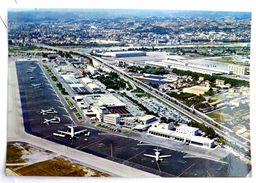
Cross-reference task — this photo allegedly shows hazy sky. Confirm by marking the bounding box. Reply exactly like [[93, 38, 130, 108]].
[[6, 0, 254, 12]]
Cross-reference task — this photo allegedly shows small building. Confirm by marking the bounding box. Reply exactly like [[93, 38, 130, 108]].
[[79, 57, 84, 63], [87, 83, 102, 93], [139, 115, 158, 125], [215, 79, 225, 86], [198, 77, 204, 82], [87, 65, 98, 75], [47, 53, 59, 60], [56, 58, 66, 65], [103, 113, 121, 125]]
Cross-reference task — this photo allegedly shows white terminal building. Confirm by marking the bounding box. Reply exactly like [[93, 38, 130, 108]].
[[148, 123, 215, 148]]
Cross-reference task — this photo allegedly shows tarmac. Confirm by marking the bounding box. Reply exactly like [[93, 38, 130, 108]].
[[7, 57, 158, 177]]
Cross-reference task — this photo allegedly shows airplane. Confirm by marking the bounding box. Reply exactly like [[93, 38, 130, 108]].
[[31, 83, 42, 88], [26, 69, 32, 73], [40, 107, 58, 115], [42, 116, 61, 125], [26, 66, 37, 73], [144, 147, 172, 162], [55, 125, 90, 139]]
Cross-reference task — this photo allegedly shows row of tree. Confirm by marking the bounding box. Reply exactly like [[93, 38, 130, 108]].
[[172, 68, 249, 87]]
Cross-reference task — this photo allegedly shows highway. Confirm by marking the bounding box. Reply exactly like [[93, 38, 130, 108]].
[[35, 44, 250, 152]]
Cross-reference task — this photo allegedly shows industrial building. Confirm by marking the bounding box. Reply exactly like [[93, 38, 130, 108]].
[[103, 114, 121, 125], [148, 123, 214, 148], [80, 78, 102, 93], [139, 115, 158, 125], [104, 51, 147, 58], [83, 94, 130, 121], [146, 60, 229, 76]]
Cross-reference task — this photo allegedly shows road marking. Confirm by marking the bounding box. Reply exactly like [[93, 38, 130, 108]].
[[178, 163, 195, 177], [123, 150, 146, 163]]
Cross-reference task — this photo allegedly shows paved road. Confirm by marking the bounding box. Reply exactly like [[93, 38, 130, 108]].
[[7, 57, 158, 177]]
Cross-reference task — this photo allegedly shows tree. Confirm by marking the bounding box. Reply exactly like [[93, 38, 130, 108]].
[[160, 117, 168, 123]]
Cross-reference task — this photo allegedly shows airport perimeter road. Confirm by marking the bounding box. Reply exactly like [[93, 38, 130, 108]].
[[7, 57, 158, 177], [34, 44, 250, 151]]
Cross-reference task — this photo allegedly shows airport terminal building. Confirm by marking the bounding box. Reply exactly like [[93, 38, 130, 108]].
[[148, 123, 215, 148]]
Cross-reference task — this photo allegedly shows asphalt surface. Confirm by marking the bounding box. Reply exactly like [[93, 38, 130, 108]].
[[14, 61, 251, 177]]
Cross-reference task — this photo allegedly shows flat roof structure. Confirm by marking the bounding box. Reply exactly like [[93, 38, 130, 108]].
[[148, 124, 214, 148], [84, 94, 126, 108], [182, 85, 210, 96]]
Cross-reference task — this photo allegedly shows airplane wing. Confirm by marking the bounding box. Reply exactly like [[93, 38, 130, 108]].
[[74, 129, 87, 135], [159, 155, 172, 158], [57, 130, 71, 135], [50, 121, 60, 124], [143, 154, 155, 158]]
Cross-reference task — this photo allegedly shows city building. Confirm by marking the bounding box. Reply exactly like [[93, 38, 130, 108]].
[[47, 53, 59, 60], [87, 65, 98, 75], [228, 64, 249, 76], [103, 114, 121, 125], [215, 79, 225, 86]]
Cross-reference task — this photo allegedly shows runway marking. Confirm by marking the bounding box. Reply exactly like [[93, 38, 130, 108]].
[[178, 163, 195, 177], [207, 170, 212, 177], [77, 137, 105, 150], [123, 150, 146, 163], [183, 155, 228, 164], [156, 161, 161, 172]]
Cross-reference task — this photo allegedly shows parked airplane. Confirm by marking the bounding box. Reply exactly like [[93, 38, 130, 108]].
[[26, 69, 32, 73], [144, 147, 172, 162], [40, 107, 58, 115], [42, 116, 61, 125], [26, 66, 37, 73], [31, 83, 42, 88], [54, 125, 90, 139]]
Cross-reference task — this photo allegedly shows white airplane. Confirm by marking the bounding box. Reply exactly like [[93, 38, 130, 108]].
[[31, 83, 42, 88], [144, 147, 172, 162], [40, 107, 58, 115], [56, 125, 90, 139], [42, 116, 61, 125]]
